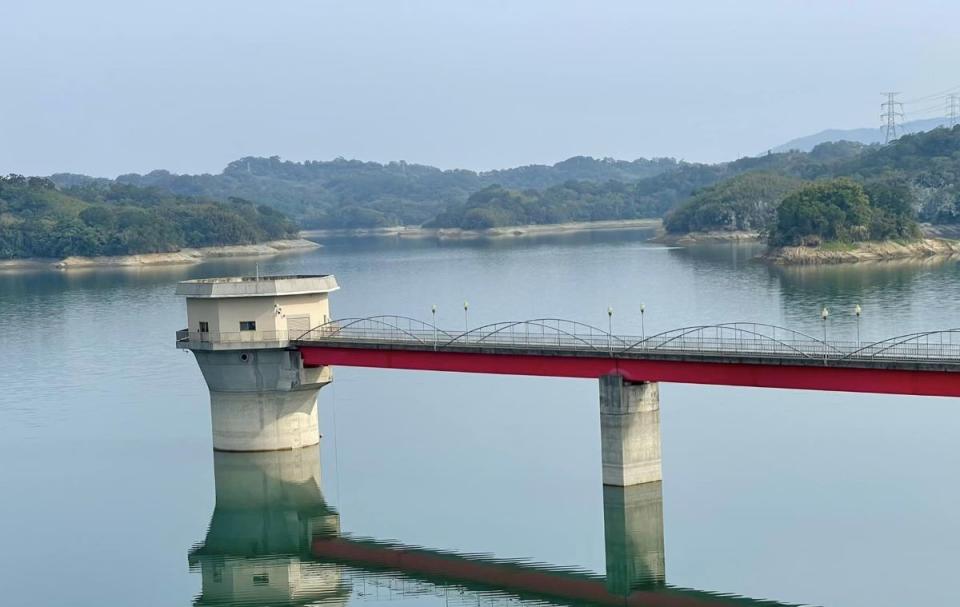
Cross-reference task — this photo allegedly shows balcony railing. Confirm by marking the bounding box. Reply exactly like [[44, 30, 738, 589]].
[[176, 329, 298, 345]]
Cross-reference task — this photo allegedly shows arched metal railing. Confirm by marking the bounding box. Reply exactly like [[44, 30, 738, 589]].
[[297, 315, 456, 344], [622, 322, 841, 359], [286, 315, 960, 365], [842, 328, 960, 362], [439, 318, 627, 352]]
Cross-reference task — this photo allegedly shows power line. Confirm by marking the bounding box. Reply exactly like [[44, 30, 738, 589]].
[[901, 83, 960, 104], [881, 92, 904, 143], [908, 100, 950, 115]]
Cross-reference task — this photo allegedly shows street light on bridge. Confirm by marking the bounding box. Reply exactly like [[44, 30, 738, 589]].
[[821, 306, 830, 362], [464, 301, 469, 339], [608, 307, 614, 355], [432, 304, 438, 350], [640, 303, 646, 342], [855, 304, 862, 348]]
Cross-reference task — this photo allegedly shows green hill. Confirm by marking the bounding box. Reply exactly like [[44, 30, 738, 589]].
[[664, 173, 806, 234], [426, 148, 837, 230], [51, 155, 678, 230], [0, 176, 297, 259], [667, 128, 960, 237], [770, 179, 919, 246], [40, 126, 960, 236]]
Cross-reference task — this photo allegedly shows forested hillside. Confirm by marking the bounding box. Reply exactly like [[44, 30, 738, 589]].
[[428, 145, 855, 230], [51, 155, 677, 230], [663, 173, 806, 234], [40, 126, 960, 236], [0, 176, 297, 259], [664, 127, 960, 237], [822, 127, 960, 223]]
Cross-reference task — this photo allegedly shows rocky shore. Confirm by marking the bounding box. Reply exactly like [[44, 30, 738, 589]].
[[0, 238, 320, 271], [763, 238, 960, 265], [651, 230, 762, 245]]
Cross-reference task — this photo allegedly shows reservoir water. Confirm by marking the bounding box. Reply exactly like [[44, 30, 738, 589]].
[[2, 228, 959, 606]]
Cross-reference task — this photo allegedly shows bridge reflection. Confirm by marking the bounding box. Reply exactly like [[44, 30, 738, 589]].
[[189, 447, 801, 607]]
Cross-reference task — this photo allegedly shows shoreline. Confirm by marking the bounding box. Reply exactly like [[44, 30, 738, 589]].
[[763, 238, 960, 265], [300, 218, 661, 240], [651, 230, 762, 245], [0, 238, 320, 271]]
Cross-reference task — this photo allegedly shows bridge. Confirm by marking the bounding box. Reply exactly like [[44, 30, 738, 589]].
[[288, 315, 960, 397], [175, 275, 960, 487]]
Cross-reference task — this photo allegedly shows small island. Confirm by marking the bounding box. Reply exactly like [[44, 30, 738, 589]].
[[663, 173, 960, 264]]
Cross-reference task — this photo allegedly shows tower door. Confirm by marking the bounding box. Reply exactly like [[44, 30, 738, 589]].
[[286, 315, 311, 340]]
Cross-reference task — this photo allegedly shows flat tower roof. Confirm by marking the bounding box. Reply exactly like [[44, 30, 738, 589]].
[[176, 274, 339, 298]]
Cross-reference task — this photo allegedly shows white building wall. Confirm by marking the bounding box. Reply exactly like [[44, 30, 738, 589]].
[[185, 293, 330, 340]]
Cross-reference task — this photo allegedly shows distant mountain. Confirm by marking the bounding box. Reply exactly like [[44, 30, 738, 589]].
[[771, 118, 950, 153]]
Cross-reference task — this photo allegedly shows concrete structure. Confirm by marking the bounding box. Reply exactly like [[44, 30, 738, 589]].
[[599, 375, 661, 486], [176, 275, 338, 451]]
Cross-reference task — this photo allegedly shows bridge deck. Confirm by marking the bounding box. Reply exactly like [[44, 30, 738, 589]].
[[179, 317, 960, 396], [295, 339, 960, 397]]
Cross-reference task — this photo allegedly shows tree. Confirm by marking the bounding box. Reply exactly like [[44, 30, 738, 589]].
[[770, 179, 887, 246]]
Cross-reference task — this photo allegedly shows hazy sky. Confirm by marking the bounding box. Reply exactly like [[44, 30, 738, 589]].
[[2, 0, 957, 177]]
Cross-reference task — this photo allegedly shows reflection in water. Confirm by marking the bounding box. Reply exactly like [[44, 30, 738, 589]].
[[191, 444, 801, 607], [188, 447, 347, 606], [603, 483, 664, 594]]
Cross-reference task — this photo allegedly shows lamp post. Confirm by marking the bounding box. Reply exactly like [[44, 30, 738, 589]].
[[854, 304, 862, 349], [640, 303, 646, 343], [432, 304, 437, 350], [821, 306, 829, 362], [463, 301, 469, 341], [608, 306, 614, 355]]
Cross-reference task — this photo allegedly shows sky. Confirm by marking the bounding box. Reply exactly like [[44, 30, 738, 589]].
[[2, 0, 957, 177]]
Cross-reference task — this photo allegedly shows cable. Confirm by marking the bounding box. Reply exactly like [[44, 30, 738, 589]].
[[902, 84, 960, 104]]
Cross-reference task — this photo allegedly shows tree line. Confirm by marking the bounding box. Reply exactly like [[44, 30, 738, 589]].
[[50, 155, 678, 230], [32, 126, 960, 238], [0, 176, 297, 259]]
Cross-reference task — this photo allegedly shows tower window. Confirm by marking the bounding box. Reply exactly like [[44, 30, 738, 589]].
[[198, 321, 209, 333], [240, 321, 256, 331]]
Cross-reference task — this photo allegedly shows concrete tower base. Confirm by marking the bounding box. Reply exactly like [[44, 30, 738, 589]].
[[194, 349, 331, 452], [210, 390, 320, 451], [599, 375, 662, 486]]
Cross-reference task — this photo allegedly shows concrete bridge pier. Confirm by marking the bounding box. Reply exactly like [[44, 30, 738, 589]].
[[599, 375, 662, 486]]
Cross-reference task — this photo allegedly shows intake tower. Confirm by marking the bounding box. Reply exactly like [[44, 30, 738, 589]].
[[176, 274, 339, 451]]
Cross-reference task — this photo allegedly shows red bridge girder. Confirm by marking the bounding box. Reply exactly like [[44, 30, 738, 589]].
[[298, 346, 960, 397]]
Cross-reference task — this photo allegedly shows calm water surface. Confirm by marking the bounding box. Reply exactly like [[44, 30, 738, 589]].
[[2, 229, 959, 606]]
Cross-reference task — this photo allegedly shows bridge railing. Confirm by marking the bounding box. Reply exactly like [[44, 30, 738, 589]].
[[178, 319, 960, 364]]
